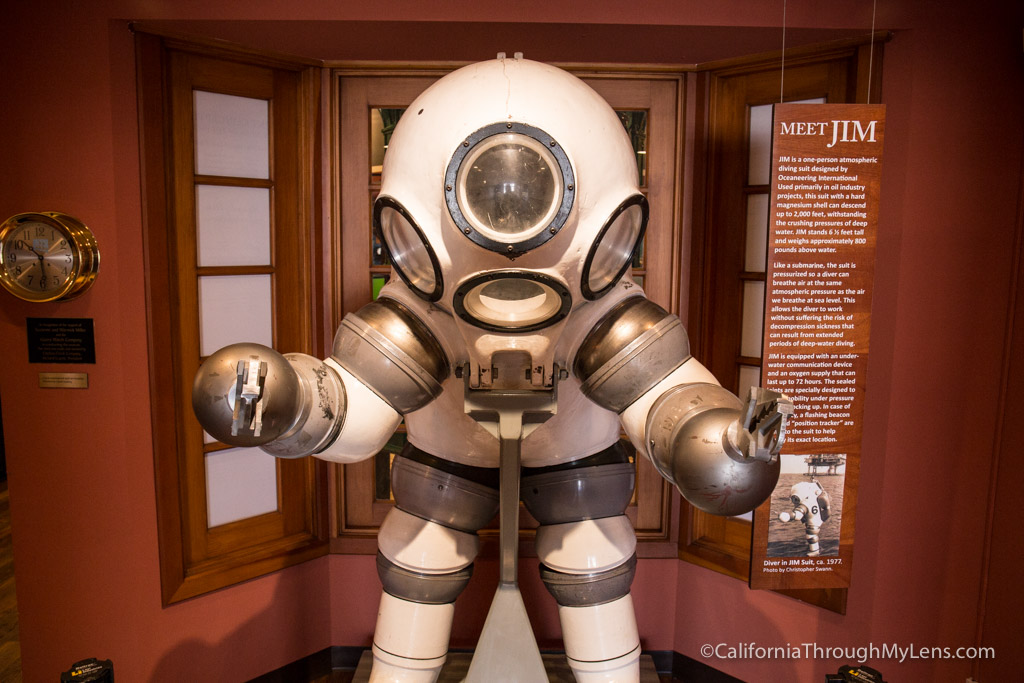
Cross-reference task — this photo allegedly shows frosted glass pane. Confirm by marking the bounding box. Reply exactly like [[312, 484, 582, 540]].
[[198, 275, 273, 356], [745, 193, 769, 272], [751, 98, 825, 187], [748, 104, 773, 185], [194, 91, 269, 179], [738, 364, 762, 402], [206, 447, 279, 527], [740, 280, 766, 358], [196, 185, 271, 267]]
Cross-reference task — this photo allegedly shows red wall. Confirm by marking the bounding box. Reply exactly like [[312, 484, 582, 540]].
[[671, 5, 1024, 682], [1, 1, 1020, 681]]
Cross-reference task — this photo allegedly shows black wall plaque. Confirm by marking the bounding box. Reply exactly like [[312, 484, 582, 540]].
[[27, 318, 96, 364]]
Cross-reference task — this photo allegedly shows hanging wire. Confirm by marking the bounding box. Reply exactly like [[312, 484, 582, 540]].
[[780, 0, 788, 103], [867, 0, 878, 104]]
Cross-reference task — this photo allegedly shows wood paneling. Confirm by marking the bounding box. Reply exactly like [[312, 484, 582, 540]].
[[139, 34, 327, 604], [683, 44, 881, 611], [0, 483, 20, 683]]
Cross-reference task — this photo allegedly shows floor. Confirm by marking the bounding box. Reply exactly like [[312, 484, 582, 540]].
[[308, 652, 676, 682], [338, 651, 665, 682], [0, 482, 21, 682]]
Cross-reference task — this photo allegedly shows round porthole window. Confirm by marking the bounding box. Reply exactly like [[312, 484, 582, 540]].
[[453, 272, 571, 332], [581, 194, 649, 300], [373, 196, 443, 301], [445, 122, 575, 257]]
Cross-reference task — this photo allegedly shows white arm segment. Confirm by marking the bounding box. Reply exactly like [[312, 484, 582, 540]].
[[619, 356, 791, 516], [191, 345, 400, 464], [619, 357, 720, 459], [313, 358, 402, 464], [574, 296, 792, 517], [192, 298, 446, 466]]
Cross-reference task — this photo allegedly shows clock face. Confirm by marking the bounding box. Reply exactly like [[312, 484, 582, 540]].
[[2, 220, 77, 299], [0, 212, 98, 302]]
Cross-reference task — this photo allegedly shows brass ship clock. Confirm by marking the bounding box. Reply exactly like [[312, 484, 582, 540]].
[[0, 212, 100, 302]]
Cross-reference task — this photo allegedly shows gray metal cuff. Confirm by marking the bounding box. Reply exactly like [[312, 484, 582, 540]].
[[391, 454, 499, 532], [539, 553, 637, 607], [260, 354, 346, 459], [331, 298, 448, 415], [647, 383, 780, 516], [376, 552, 473, 605], [522, 462, 635, 525], [575, 297, 690, 413]]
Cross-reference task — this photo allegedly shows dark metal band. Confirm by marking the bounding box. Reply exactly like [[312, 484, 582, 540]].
[[331, 298, 449, 414], [539, 553, 637, 607], [398, 442, 500, 489], [521, 441, 635, 525], [391, 443, 500, 533], [376, 551, 474, 605], [574, 296, 691, 413]]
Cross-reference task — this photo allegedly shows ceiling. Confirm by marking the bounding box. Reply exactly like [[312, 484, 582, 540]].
[[137, 20, 874, 66]]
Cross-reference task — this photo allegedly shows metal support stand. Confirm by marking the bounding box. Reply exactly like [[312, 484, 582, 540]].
[[463, 361, 558, 683]]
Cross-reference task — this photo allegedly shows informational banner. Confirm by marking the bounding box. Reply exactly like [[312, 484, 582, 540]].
[[751, 103, 885, 590]]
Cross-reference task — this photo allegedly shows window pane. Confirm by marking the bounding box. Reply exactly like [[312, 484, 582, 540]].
[[372, 229, 390, 267], [206, 447, 279, 527], [745, 193, 769, 272], [740, 280, 766, 358], [738, 364, 761, 401], [748, 98, 825, 186], [371, 273, 390, 300], [616, 110, 648, 186], [374, 431, 408, 501], [196, 185, 271, 267], [748, 104, 773, 185], [194, 90, 269, 179], [632, 234, 645, 269], [371, 108, 406, 180], [198, 275, 273, 356]]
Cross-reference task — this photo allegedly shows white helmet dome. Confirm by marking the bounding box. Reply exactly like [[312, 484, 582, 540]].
[[375, 57, 647, 330]]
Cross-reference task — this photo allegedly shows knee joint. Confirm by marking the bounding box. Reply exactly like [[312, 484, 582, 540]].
[[536, 515, 637, 606]]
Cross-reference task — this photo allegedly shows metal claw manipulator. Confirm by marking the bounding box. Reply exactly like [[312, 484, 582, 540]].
[[192, 55, 794, 683]]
